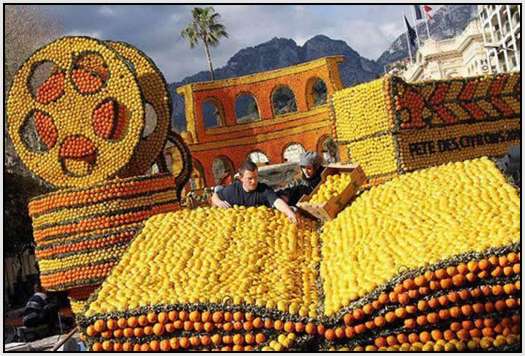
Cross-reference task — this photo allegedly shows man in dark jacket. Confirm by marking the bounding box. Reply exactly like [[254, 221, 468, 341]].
[[211, 160, 298, 224], [279, 151, 323, 206]]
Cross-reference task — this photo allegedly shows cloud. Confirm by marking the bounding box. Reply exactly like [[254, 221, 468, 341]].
[[98, 6, 114, 17], [37, 4, 433, 82]]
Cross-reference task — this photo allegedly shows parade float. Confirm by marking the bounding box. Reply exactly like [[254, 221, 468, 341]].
[[6, 36, 192, 314], [6, 36, 520, 351]]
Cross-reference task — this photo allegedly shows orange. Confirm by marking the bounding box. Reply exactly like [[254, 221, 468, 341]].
[[149, 340, 160, 351], [147, 311, 157, 324], [190, 310, 201, 322], [255, 333, 266, 344], [189, 336, 201, 347], [324, 329, 335, 341], [143, 325, 153, 335], [94, 319, 106, 332], [153, 323, 164, 336], [117, 317, 127, 329], [168, 310, 178, 322], [160, 339, 171, 351], [138, 315, 148, 326], [92, 342, 103, 352], [283, 321, 294, 332], [158, 311, 168, 324], [253, 317, 263, 328], [430, 329, 443, 341], [201, 335, 211, 346]]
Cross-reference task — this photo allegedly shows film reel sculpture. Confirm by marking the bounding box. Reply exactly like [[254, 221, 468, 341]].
[[7, 36, 192, 310]]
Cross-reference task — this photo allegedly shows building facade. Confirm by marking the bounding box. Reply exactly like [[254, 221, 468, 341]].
[[171, 56, 344, 188], [478, 4, 520, 74], [402, 19, 488, 82]]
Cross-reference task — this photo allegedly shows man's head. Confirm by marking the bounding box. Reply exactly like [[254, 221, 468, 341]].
[[239, 160, 258, 192], [299, 152, 322, 178]]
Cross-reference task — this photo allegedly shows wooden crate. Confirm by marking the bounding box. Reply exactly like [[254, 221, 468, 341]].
[[297, 164, 367, 221]]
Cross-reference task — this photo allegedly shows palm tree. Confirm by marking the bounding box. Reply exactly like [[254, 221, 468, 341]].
[[181, 7, 228, 81]]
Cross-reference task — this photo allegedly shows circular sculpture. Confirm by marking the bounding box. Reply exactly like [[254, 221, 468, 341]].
[[6, 36, 145, 188], [107, 41, 171, 177]]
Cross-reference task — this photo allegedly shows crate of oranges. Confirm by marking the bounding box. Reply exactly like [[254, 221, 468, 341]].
[[297, 164, 367, 221]]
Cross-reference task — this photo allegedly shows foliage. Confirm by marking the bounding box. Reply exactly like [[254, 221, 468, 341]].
[[181, 7, 229, 80]]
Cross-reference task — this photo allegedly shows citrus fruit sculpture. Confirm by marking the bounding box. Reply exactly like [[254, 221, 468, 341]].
[[77, 158, 519, 351], [331, 73, 521, 183], [7, 36, 191, 310]]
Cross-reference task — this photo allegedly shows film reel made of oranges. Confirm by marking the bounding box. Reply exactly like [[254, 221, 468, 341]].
[[7, 36, 145, 188], [107, 40, 172, 178]]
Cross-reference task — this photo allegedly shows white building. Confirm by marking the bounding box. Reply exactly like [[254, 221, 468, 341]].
[[402, 19, 488, 82], [478, 4, 520, 74]]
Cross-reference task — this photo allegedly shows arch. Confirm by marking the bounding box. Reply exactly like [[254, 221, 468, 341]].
[[202, 98, 225, 129], [235, 92, 260, 123], [271, 85, 297, 116], [317, 135, 339, 164], [305, 77, 328, 109], [212, 155, 235, 185], [282, 142, 305, 163], [190, 158, 206, 189], [247, 150, 270, 165]]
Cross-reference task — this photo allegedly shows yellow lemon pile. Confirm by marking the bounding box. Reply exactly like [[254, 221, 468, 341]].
[[321, 157, 520, 315], [331, 76, 392, 142], [84, 206, 320, 318], [309, 173, 352, 205]]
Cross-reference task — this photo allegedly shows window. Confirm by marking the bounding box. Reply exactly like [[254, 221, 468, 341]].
[[271, 86, 297, 115], [212, 156, 235, 185], [306, 77, 328, 108], [235, 94, 259, 123], [202, 99, 224, 129], [247, 151, 269, 165], [283, 143, 305, 163]]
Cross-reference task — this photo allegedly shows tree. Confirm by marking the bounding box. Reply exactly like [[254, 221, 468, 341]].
[[181, 7, 228, 81], [5, 5, 62, 179]]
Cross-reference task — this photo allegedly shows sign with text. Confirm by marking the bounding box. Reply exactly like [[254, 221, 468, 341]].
[[397, 118, 520, 171]]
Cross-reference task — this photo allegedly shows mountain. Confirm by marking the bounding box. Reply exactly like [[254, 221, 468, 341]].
[[168, 35, 383, 132], [376, 5, 478, 67]]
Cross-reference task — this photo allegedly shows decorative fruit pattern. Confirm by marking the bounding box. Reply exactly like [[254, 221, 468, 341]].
[[107, 41, 173, 178], [309, 173, 352, 205], [331, 73, 521, 182], [28, 173, 180, 291], [321, 157, 519, 315], [6, 36, 145, 188], [331, 76, 393, 142], [82, 206, 320, 318]]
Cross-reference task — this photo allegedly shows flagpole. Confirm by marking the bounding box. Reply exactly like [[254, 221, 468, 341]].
[[424, 10, 431, 39], [411, 5, 421, 47], [404, 13, 413, 63]]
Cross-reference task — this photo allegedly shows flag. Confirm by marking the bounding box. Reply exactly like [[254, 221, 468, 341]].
[[423, 5, 433, 19], [404, 16, 417, 48], [414, 5, 423, 20]]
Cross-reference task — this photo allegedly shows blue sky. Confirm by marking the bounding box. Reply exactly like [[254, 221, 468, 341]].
[[36, 4, 441, 83]]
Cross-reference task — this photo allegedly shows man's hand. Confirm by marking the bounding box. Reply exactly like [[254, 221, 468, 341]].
[[274, 198, 300, 225], [211, 192, 231, 208], [286, 211, 298, 225], [216, 199, 231, 209]]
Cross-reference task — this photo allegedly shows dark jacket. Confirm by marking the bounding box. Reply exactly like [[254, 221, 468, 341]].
[[278, 168, 322, 206]]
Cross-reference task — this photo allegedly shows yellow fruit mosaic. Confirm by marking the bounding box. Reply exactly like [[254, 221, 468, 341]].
[[309, 173, 352, 205], [108, 41, 171, 178], [342, 134, 399, 178], [84, 206, 320, 318], [331, 76, 393, 142], [6, 36, 145, 187], [320, 157, 520, 315], [331, 73, 521, 181]]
